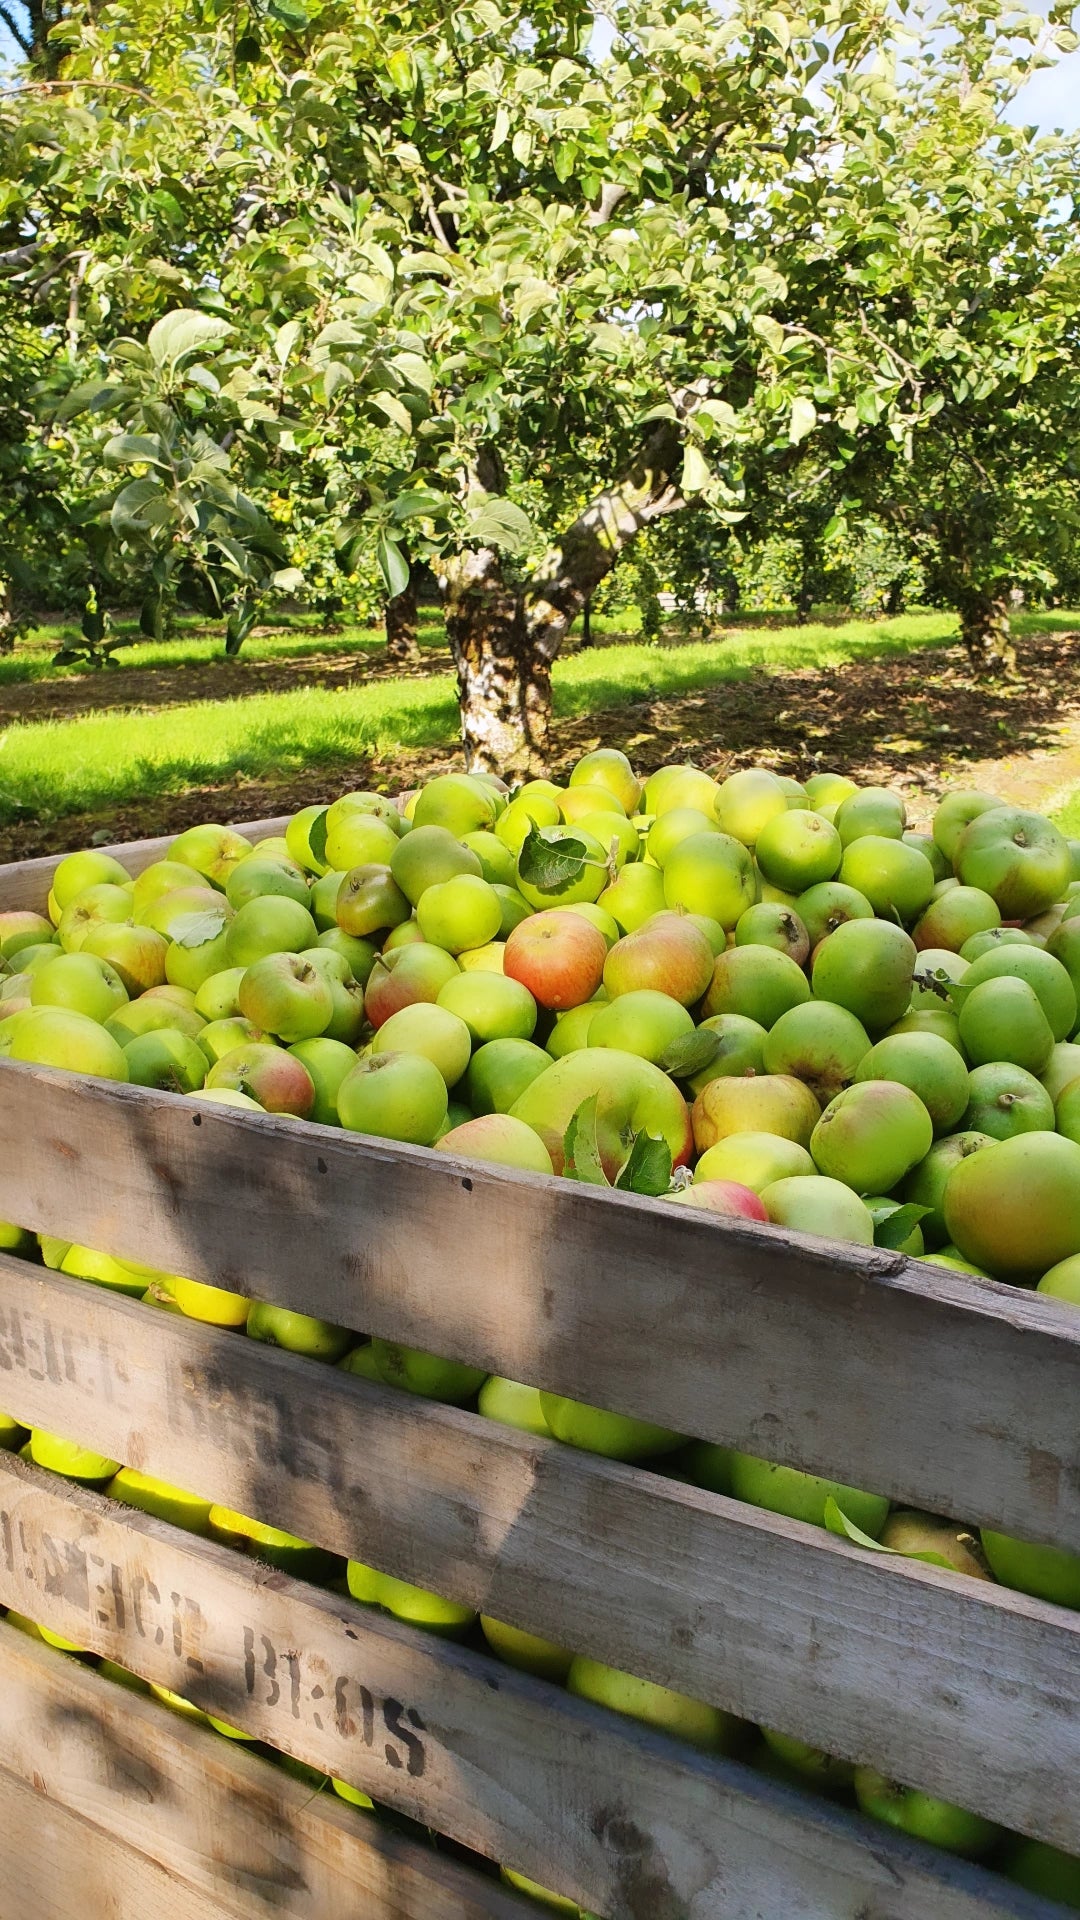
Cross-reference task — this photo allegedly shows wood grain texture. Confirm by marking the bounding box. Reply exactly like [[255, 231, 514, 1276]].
[[0, 1622, 529, 1920], [0, 816, 292, 913], [1, 1066, 1079, 1557], [0, 1762, 246, 1920], [5, 1255, 1080, 1860], [0, 1451, 1070, 1918]]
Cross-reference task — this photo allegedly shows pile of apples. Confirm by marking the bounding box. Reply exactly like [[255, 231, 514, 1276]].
[[6, 752, 1080, 1907]]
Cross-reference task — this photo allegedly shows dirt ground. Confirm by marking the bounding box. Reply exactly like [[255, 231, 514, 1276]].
[[2, 628, 1078, 862]]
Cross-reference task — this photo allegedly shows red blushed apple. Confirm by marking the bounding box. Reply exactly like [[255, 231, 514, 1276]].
[[602, 911, 714, 1008], [510, 1047, 693, 1177], [363, 942, 461, 1027], [504, 909, 607, 1010], [667, 1180, 769, 1221], [206, 1043, 315, 1118]]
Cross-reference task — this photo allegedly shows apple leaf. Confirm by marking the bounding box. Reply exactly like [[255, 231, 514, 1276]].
[[517, 825, 591, 896], [308, 807, 330, 871], [615, 1129, 673, 1196], [169, 907, 229, 948], [563, 1095, 608, 1186], [658, 1028, 722, 1080], [912, 965, 960, 1004], [870, 1203, 933, 1251], [824, 1497, 953, 1569]]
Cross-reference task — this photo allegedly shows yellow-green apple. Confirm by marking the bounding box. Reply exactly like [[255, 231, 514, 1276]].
[[370, 1001, 471, 1086], [494, 886, 535, 938], [171, 1274, 251, 1327], [569, 747, 641, 813], [336, 864, 412, 938], [285, 803, 331, 875], [60, 1243, 151, 1296], [647, 807, 721, 867], [1040, 1041, 1080, 1103], [811, 1080, 933, 1192], [957, 975, 1055, 1074], [247, 1299, 353, 1360], [931, 788, 998, 862], [130, 860, 205, 920], [852, 1767, 1000, 1857], [460, 829, 518, 887], [731, 1451, 888, 1532], [223, 895, 318, 967], [326, 789, 404, 835], [662, 831, 756, 929], [835, 786, 906, 845], [692, 1073, 820, 1154], [206, 1043, 315, 1117], [755, 809, 842, 893], [168, 823, 251, 885], [511, 1047, 692, 1176], [574, 810, 638, 868], [336, 1050, 448, 1143], [195, 1016, 264, 1065], [209, 1504, 338, 1581], [225, 853, 311, 912], [602, 911, 714, 1007], [714, 767, 789, 846], [323, 812, 399, 873], [124, 1028, 209, 1092], [760, 1174, 875, 1245], [477, 1376, 549, 1435], [702, 947, 810, 1029], [9, 1006, 129, 1080], [980, 1526, 1080, 1605], [317, 927, 378, 984], [238, 952, 333, 1042], [945, 1131, 1080, 1277], [437, 970, 537, 1044], [1003, 1838, 1080, 1906], [107, 1467, 213, 1534], [414, 771, 499, 836], [567, 1655, 742, 1752], [546, 1003, 601, 1058], [759, 1729, 854, 1793], [288, 1036, 357, 1125], [644, 764, 719, 817], [414, 872, 504, 955], [0, 1221, 32, 1256], [795, 881, 873, 948], [811, 918, 917, 1030], [29, 950, 128, 1025], [496, 792, 562, 856], [880, 1510, 991, 1578], [0, 910, 53, 960], [853, 1033, 968, 1136], [30, 1427, 120, 1481], [961, 1061, 1053, 1139], [6, 1610, 88, 1655], [390, 824, 483, 903], [338, 1342, 383, 1382], [369, 1338, 487, 1402], [588, 989, 693, 1064], [188, 1086, 264, 1112], [504, 908, 607, 1011], [559, 782, 628, 824], [1038, 1252, 1080, 1303], [762, 1000, 871, 1105], [913, 886, 1001, 952], [598, 861, 667, 932], [695, 1132, 815, 1190], [51, 849, 131, 912], [960, 944, 1076, 1041], [516, 826, 609, 912], [435, 1113, 553, 1176], [310, 869, 349, 929], [734, 903, 811, 965], [683, 1014, 767, 1096], [908, 947, 969, 1011], [55, 884, 132, 955], [955, 805, 1072, 917], [804, 771, 858, 810], [458, 940, 507, 973], [106, 993, 205, 1045], [667, 1179, 768, 1220], [838, 836, 934, 923], [540, 1392, 685, 1460], [193, 967, 247, 1020], [346, 1558, 476, 1636], [480, 1616, 574, 1683], [81, 922, 167, 995]]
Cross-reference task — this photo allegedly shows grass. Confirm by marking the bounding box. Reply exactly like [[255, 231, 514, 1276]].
[[1, 609, 1076, 828]]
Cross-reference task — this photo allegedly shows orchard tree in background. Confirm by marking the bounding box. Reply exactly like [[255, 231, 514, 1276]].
[[1, 0, 1079, 768]]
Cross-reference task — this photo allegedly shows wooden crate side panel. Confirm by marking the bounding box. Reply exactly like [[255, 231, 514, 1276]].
[[2, 1070, 1080, 1555], [0, 1259, 1079, 1867], [0, 1765, 248, 1920], [0, 1453, 1068, 1920], [0, 816, 292, 914], [0, 1623, 529, 1920]]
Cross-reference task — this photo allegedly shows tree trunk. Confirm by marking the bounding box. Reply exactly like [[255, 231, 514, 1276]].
[[0, 577, 14, 655], [384, 569, 419, 663], [958, 591, 1016, 673], [580, 598, 593, 647], [440, 416, 687, 776]]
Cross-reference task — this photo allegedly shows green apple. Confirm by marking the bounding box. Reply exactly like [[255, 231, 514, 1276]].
[[853, 1033, 968, 1136], [567, 1655, 743, 1752], [209, 1504, 338, 1581], [196, 1016, 266, 1065], [480, 1615, 574, 1681], [323, 813, 399, 873], [464, 1038, 551, 1114], [317, 927, 378, 984], [588, 989, 693, 1064], [0, 909, 54, 960], [477, 1376, 549, 1436], [194, 967, 248, 1021], [107, 996, 206, 1044], [959, 944, 1076, 1043], [759, 1727, 855, 1793], [206, 1043, 315, 1116], [540, 1392, 685, 1460], [961, 1061, 1053, 1139], [247, 1299, 352, 1361], [647, 807, 721, 867], [733, 903, 810, 965], [337, 1050, 448, 1143], [760, 1175, 875, 1246], [932, 789, 999, 863], [370, 1002, 472, 1086], [835, 786, 906, 846], [908, 946, 969, 1011], [338, 1342, 384, 1382], [51, 848, 131, 912], [390, 825, 483, 905], [754, 809, 841, 892], [171, 1274, 251, 1327], [310, 869, 350, 930], [416, 874, 505, 954], [436, 1113, 553, 1175], [913, 885, 1000, 953], [6, 1609, 88, 1655], [682, 1014, 767, 1096], [238, 951, 334, 1042], [224, 895, 318, 967], [369, 1338, 487, 1403], [30, 1427, 121, 1481], [662, 831, 756, 930], [346, 1558, 476, 1636], [955, 806, 1071, 918], [695, 1132, 814, 1190], [597, 862, 668, 933], [512, 1046, 693, 1176], [164, 923, 233, 992], [107, 1467, 213, 1534], [30, 950, 128, 1023], [545, 1002, 600, 1058], [691, 1073, 821, 1154], [811, 918, 916, 1030], [0, 1221, 33, 1256], [644, 764, 719, 817], [82, 922, 168, 994], [730, 1451, 888, 1534], [10, 1006, 129, 1080], [225, 854, 311, 912], [1040, 1041, 1080, 1103], [838, 836, 935, 923], [795, 881, 874, 948], [130, 859, 206, 920], [811, 1081, 933, 1193], [123, 1027, 208, 1092], [287, 1037, 357, 1126], [169, 822, 252, 886], [336, 864, 413, 937], [762, 1000, 871, 1106], [980, 1526, 1080, 1606], [285, 803, 331, 875], [461, 829, 519, 887], [945, 1131, 1080, 1278], [436, 970, 537, 1044], [702, 946, 810, 1029], [569, 747, 641, 814], [414, 772, 498, 836], [149, 1685, 211, 1725], [1003, 1837, 1080, 1906], [38, 1235, 71, 1269], [60, 1243, 151, 1296], [852, 1766, 1000, 1857], [902, 830, 950, 881]]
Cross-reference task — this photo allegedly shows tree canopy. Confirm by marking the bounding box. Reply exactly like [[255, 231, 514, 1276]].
[[1, 0, 1079, 766]]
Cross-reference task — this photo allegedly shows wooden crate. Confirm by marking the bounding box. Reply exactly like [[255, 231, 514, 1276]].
[[0, 827, 1077, 1920]]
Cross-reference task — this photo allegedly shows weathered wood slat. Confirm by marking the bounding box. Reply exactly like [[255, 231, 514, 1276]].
[[0, 1762, 249, 1920], [0, 1622, 528, 1920], [0, 1450, 1070, 1918], [1, 1256, 1079, 1866], [1, 1067, 1080, 1558], [0, 815, 292, 913]]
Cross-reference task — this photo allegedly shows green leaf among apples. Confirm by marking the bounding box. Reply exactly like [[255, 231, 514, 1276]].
[[169, 907, 230, 948], [824, 1497, 953, 1569], [517, 825, 591, 895], [658, 1027, 723, 1080], [872, 1203, 933, 1251], [563, 1097, 673, 1196], [563, 1094, 607, 1185], [614, 1130, 674, 1197]]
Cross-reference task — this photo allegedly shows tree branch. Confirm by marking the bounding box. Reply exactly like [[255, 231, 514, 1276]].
[[0, 241, 39, 273], [0, 3, 31, 54]]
